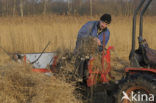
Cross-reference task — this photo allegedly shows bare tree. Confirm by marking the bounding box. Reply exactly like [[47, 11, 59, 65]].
[[19, 0, 23, 17], [67, 0, 70, 14], [43, 0, 48, 15], [1, 0, 7, 16], [0, 0, 154, 17], [13, 0, 16, 16], [90, 0, 92, 16], [79, 0, 82, 8]]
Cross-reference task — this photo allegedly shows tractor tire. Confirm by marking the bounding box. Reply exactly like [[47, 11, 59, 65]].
[[116, 73, 156, 103], [86, 83, 116, 103]]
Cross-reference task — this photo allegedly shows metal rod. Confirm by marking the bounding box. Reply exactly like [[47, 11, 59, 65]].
[[31, 41, 51, 64], [139, 0, 152, 39], [132, 0, 145, 53], [130, 0, 145, 60], [102, 33, 106, 71], [0, 46, 10, 56]]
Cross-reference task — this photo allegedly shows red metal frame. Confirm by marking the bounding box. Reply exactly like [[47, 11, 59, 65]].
[[125, 67, 156, 74], [86, 33, 115, 87], [32, 69, 51, 73], [50, 56, 58, 72], [87, 46, 114, 87]]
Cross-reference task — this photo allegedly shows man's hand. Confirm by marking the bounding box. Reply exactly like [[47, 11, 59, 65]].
[[94, 38, 101, 46]]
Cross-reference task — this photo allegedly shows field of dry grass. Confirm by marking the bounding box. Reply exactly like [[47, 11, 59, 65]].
[[0, 15, 156, 103], [0, 49, 81, 103], [0, 15, 156, 59]]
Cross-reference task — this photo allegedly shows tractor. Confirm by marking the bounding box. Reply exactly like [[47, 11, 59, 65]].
[[116, 0, 156, 102], [77, 0, 156, 103]]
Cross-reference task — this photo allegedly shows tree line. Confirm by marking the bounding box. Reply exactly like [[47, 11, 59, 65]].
[[0, 0, 155, 17]]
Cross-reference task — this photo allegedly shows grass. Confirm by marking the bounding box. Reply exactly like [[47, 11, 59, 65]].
[[0, 15, 156, 60], [0, 15, 155, 103], [0, 49, 81, 103], [0, 15, 156, 51]]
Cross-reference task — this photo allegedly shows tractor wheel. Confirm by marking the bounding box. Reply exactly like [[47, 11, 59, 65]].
[[86, 85, 108, 103], [116, 74, 156, 103], [86, 84, 116, 103]]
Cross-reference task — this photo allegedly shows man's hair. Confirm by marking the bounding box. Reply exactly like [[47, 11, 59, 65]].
[[100, 13, 111, 24]]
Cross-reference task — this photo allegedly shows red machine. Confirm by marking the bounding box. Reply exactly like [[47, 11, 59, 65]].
[[87, 45, 114, 86], [116, 0, 156, 102]]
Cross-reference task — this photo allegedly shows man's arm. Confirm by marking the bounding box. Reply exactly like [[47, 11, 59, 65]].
[[77, 22, 92, 39], [75, 22, 93, 50]]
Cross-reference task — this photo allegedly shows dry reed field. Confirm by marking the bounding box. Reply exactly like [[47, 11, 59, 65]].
[[0, 15, 156, 103], [0, 49, 81, 103], [0, 15, 156, 59]]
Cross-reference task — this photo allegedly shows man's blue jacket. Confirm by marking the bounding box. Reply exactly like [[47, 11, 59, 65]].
[[75, 21, 110, 51]]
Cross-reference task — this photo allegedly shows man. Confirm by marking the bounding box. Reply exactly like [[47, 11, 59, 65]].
[[75, 13, 111, 53], [74, 14, 112, 79]]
